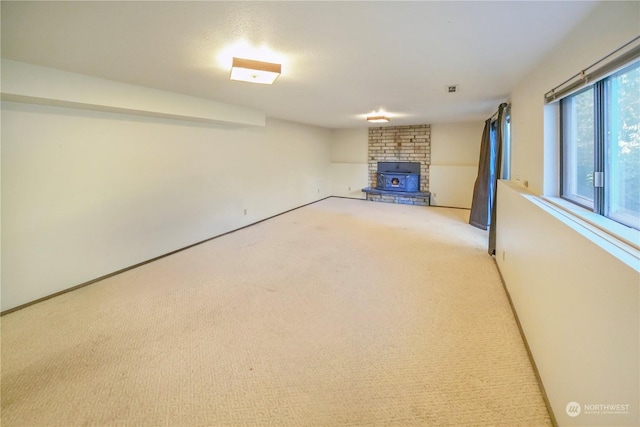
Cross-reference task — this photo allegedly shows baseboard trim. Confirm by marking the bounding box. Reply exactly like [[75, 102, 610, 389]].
[[1, 196, 331, 316], [493, 258, 558, 427], [428, 205, 471, 211]]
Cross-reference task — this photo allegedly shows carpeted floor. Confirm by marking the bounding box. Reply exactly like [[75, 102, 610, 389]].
[[1, 197, 551, 426]]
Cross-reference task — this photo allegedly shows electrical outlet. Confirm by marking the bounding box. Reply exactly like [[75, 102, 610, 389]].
[[243, 209, 247, 215]]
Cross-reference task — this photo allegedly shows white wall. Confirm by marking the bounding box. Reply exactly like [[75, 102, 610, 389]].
[[1, 59, 265, 126], [510, 2, 640, 195], [430, 121, 483, 208], [329, 128, 368, 199], [1, 94, 331, 311], [501, 1, 640, 425], [496, 182, 638, 426]]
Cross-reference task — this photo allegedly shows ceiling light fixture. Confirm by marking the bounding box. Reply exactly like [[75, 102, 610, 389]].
[[230, 57, 281, 84], [366, 114, 390, 123]]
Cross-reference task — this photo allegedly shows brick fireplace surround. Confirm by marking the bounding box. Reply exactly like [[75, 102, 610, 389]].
[[365, 124, 431, 205]]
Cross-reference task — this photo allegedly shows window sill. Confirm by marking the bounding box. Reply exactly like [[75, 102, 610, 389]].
[[537, 196, 640, 269]]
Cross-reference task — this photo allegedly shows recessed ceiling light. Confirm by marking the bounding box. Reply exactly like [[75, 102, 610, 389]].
[[230, 57, 281, 85]]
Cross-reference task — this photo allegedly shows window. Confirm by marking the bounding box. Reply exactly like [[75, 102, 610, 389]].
[[503, 112, 511, 181], [487, 105, 510, 227], [560, 60, 640, 230]]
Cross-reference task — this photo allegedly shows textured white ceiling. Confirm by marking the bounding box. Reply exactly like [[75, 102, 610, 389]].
[[1, 1, 599, 128]]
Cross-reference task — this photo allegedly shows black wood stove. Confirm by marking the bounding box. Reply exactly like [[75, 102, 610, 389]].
[[376, 162, 420, 192]]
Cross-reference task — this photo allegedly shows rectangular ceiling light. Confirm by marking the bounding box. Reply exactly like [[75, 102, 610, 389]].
[[366, 115, 390, 123], [230, 57, 281, 84]]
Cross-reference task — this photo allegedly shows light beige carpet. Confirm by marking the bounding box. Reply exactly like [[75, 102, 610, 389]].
[[1, 197, 551, 426]]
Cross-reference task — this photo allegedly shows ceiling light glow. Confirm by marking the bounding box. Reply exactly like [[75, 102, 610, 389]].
[[217, 40, 284, 69]]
